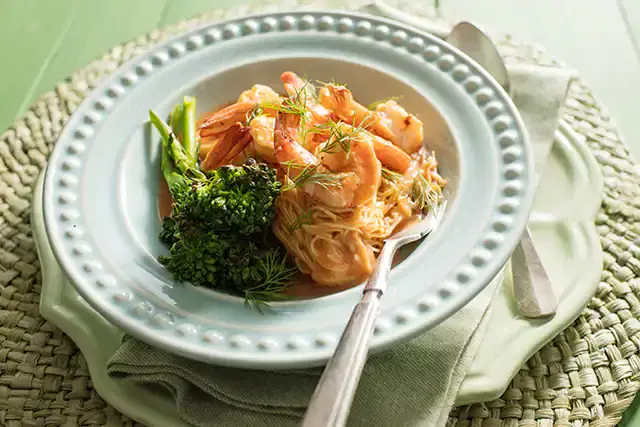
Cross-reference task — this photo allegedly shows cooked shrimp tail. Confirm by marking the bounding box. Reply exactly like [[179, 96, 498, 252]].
[[321, 84, 397, 143], [375, 100, 424, 154], [274, 112, 319, 178], [280, 72, 331, 123], [198, 102, 254, 139], [369, 133, 412, 173], [201, 123, 252, 171]]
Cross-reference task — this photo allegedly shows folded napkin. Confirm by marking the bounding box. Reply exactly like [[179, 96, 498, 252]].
[[107, 8, 576, 427]]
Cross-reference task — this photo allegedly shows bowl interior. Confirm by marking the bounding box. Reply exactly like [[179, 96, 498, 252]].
[[120, 57, 461, 300]]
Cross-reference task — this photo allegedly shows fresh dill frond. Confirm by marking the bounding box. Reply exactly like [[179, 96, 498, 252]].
[[317, 114, 374, 156], [367, 96, 404, 110], [317, 121, 353, 155], [244, 104, 264, 125], [262, 98, 308, 117], [288, 209, 314, 233], [411, 173, 441, 213], [260, 80, 313, 119], [243, 251, 298, 311], [281, 161, 342, 192], [315, 78, 346, 88], [381, 167, 404, 185]]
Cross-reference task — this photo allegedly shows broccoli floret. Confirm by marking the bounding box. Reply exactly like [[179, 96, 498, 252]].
[[171, 163, 282, 236], [158, 163, 287, 292], [149, 101, 296, 305]]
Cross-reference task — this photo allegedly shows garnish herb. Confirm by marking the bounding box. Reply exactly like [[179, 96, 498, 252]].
[[265, 97, 308, 117], [289, 209, 315, 233], [244, 104, 264, 126], [243, 250, 298, 311], [411, 173, 440, 213], [367, 96, 404, 110], [381, 167, 404, 185], [262, 80, 313, 118], [280, 161, 342, 192], [316, 114, 374, 156], [315, 78, 345, 88]]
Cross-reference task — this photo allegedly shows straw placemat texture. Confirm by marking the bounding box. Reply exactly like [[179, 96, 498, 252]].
[[1, 1, 639, 426]]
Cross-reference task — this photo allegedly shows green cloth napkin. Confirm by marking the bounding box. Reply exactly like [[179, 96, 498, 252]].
[[106, 9, 576, 427], [108, 280, 499, 427]]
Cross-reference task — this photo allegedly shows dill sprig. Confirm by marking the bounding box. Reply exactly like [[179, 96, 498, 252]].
[[315, 78, 346, 88], [367, 96, 404, 110], [316, 114, 374, 156], [381, 167, 404, 185], [244, 104, 264, 125], [243, 250, 298, 311], [288, 209, 314, 233], [281, 161, 342, 192], [411, 173, 441, 213], [262, 97, 307, 117]]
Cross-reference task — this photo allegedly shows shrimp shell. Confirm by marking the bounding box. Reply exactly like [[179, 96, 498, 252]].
[[201, 123, 252, 171], [198, 102, 253, 139]]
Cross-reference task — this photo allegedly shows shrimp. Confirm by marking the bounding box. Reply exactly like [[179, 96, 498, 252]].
[[320, 84, 396, 143], [198, 102, 253, 140], [368, 133, 412, 173], [249, 115, 277, 164], [313, 121, 412, 173], [201, 123, 252, 171], [280, 72, 332, 149], [280, 72, 330, 122], [316, 127, 382, 205], [237, 84, 280, 104], [375, 100, 424, 154], [198, 84, 283, 142], [274, 112, 381, 208], [320, 85, 425, 154]]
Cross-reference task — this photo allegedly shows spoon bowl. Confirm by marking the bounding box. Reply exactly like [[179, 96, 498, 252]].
[[446, 22, 511, 95]]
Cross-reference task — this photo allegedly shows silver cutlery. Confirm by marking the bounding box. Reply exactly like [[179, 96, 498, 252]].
[[365, 1, 557, 319], [445, 22, 511, 96], [444, 22, 557, 319], [301, 201, 447, 427]]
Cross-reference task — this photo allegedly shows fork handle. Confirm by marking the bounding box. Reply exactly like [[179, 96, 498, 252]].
[[301, 290, 381, 427], [301, 241, 398, 427]]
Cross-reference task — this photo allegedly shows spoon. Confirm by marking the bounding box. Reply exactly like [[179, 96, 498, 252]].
[[301, 201, 447, 427], [445, 22, 511, 95], [444, 23, 557, 319], [365, 1, 557, 318]]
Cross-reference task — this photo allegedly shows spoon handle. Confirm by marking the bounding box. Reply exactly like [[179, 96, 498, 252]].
[[511, 226, 557, 318], [301, 245, 396, 427]]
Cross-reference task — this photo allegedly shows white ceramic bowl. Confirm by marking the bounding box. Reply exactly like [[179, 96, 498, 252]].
[[42, 11, 535, 368]]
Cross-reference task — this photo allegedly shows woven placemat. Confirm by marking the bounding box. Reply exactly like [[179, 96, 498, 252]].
[[1, 1, 639, 426]]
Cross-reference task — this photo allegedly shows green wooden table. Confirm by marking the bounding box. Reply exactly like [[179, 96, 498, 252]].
[[1, 0, 639, 424], [3, 0, 640, 157], [0, 0, 261, 134]]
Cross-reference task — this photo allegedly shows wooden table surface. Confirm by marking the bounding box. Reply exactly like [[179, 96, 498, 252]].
[[1, 0, 639, 424]]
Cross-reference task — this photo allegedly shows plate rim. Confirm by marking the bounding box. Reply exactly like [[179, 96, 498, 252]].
[[42, 9, 536, 368], [32, 117, 603, 417], [456, 120, 605, 404]]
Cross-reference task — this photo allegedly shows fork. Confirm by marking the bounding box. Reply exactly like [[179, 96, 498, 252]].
[[301, 201, 447, 427]]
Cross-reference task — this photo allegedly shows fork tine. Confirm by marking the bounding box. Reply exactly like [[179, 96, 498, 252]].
[[420, 199, 447, 237]]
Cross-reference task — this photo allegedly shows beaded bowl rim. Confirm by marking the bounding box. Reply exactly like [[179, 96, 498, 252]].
[[42, 10, 535, 368]]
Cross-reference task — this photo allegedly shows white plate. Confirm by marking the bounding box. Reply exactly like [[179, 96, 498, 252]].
[[41, 11, 535, 368], [34, 119, 602, 424]]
